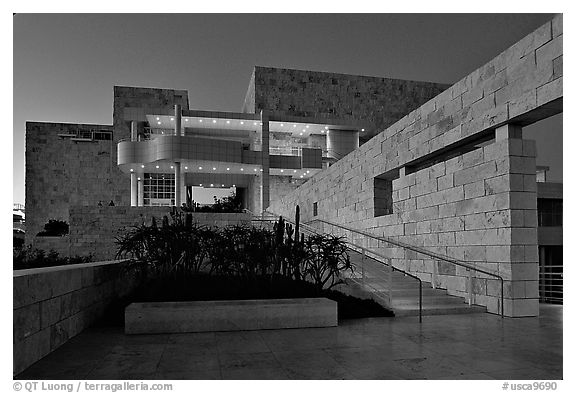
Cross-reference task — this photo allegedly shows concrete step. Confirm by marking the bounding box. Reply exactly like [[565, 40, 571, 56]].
[[391, 294, 467, 306], [393, 303, 487, 317]]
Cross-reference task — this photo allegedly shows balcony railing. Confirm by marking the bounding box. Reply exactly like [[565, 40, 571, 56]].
[[539, 264, 563, 304]]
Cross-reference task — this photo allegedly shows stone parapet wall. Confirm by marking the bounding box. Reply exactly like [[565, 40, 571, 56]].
[[68, 207, 251, 260], [269, 15, 562, 317], [13, 260, 141, 375]]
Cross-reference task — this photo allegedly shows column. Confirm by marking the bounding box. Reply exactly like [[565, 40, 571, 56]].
[[130, 173, 138, 206], [130, 121, 138, 206], [174, 104, 182, 136], [260, 110, 270, 212], [137, 177, 144, 207], [175, 162, 181, 207]]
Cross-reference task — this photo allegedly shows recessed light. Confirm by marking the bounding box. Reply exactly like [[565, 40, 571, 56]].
[[240, 121, 244, 125], [307, 170, 310, 173], [199, 183, 202, 186], [170, 118, 174, 121], [210, 184, 214, 187], [222, 184, 225, 187], [293, 170, 297, 173], [260, 169, 263, 172], [185, 118, 188, 122], [161, 131, 164, 135], [306, 125, 309, 128], [212, 120, 217, 123], [170, 165, 174, 169], [361, 128, 365, 132], [300, 175, 303, 178], [325, 126, 328, 130], [157, 121, 161, 125], [299, 133, 303, 136], [226, 120, 230, 124], [185, 166, 188, 170], [232, 184, 236, 187], [141, 165, 145, 168], [321, 130, 325, 134], [199, 119, 203, 122], [280, 123, 284, 127], [226, 168, 230, 171], [130, 169, 134, 172], [155, 165, 159, 169], [280, 169, 284, 173], [293, 124, 296, 128], [254, 168, 257, 172], [156, 117, 160, 121], [199, 166, 202, 170], [213, 167, 216, 170], [240, 168, 244, 171], [137, 177, 141, 181]]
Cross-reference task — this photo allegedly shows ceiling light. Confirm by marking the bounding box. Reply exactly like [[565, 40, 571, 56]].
[[222, 184, 225, 187], [254, 168, 257, 172], [280, 123, 284, 127], [137, 177, 141, 181], [157, 121, 161, 125], [226, 168, 230, 171], [210, 184, 214, 187], [325, 126, 328, 130], [300, 175, 303, 178], [240, 121, 244, 125], [161, 131, 164, 135], [254, 122, 258, 125], [199, 166, 202, 170], [306, 125, 309, 128], [299, 133, 303, 136], [199, 183, 202, 186], [130, 168, 134, 172], [293, 170, 297, 173], [170, 117, 174, 121], [185, 118, 188, 122], [361, 128, 365, 132], [185, 166, 188, 170], [321, 130, 325, 134], [170, 165, 174, 169], [240, 168, 244, 171], [260, 122, 263, 126], [232, 184, 236, 187], [199, 119, 203, 122], [226, 120, 230, 124], [141, 165, 145, 168], [307, 170, 310, 173], [212, 120, 217, 123], [213, 167, 216, 170], [155, 165, 159, 169], [156, 117, 160, 121], [260, 169, 263, 172], [280, 169, 284, 173]]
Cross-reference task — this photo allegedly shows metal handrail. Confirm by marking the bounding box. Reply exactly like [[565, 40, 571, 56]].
[[255, 210, 423, 322], [306, 218, 505, 318]]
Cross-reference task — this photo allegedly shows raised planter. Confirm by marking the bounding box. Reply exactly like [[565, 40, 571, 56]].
[[125, 298, 337, 334]]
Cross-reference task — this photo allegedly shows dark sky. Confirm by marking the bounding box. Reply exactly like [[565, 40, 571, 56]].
[[13, 13, 562, 205]]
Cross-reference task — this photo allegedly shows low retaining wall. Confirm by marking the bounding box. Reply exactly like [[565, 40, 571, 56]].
[[125, 298, 338, 334], [13, 260, 141, 375]]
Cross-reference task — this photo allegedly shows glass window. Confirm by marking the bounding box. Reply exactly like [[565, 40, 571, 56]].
[[538, 198, 562, 227], [143, 173, 175, 206]]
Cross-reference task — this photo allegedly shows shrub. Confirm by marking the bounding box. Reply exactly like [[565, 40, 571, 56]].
[[37, 219, 69, 237], [13, 246, 93, 270]]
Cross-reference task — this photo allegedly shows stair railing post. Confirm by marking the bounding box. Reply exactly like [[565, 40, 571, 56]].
[[468, 268, 473, 306], [432, 259, 437, 289], [361, 248, 365, 284], [388, 258, 393, 305]]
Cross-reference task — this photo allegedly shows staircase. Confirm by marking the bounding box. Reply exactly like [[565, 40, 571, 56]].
[[342, 248, 487, 316]]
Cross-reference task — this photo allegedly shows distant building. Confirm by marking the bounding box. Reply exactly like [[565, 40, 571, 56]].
[[536, 166, 562, 304]]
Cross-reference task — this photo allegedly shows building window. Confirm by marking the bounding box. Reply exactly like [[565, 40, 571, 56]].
[[374, 177, 393, 217], [143, 173, 175, 206], [538, 198, 562, 227], [93, 131, 113, 140], [313, 202, 318, 216]]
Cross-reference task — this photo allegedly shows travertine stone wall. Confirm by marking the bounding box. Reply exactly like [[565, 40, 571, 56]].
[[268, 15, 562, 317], [242, 66, 450, 140], [13, 260, 142, 375], [25, 122, 117, 245], [269, 176, 300, 208], [68, 207, 251, 260]]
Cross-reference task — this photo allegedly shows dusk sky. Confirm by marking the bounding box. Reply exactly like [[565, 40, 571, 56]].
[[13, 13, 562, 205]]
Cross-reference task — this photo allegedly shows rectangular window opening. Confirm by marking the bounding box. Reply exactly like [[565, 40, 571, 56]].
[[374, 178, 393, 217]]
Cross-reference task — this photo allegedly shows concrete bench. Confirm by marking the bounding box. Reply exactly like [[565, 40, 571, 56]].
[[125, 298, 337, 334]]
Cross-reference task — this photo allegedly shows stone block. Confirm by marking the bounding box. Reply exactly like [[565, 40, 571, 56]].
[[125, 298, 338, 334], [464, 180, 485, 199], [14, 304, 40, 341], [536, 77, 562, 106]]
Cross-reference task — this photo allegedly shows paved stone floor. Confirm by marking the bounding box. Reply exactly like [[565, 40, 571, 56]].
[[16, 304, 562, 380]]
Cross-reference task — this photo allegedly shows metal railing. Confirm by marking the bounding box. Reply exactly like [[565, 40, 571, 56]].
[[539, 265, 563, 304], [307, 218, 505, 318], [250, 210, 423, 322]]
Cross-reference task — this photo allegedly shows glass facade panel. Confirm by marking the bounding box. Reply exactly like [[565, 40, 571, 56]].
[[143, 173, 175, 206]]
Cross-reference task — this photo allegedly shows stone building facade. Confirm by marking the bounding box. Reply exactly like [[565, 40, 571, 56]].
[[268, 15, 563, 317]]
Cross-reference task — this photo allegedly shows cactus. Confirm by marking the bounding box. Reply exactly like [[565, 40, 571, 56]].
[[151, 216, 157, 229], [274, 216, 285, 245], [185, 213, 192, 229], [295, 205, 300, 244], [162, 215, 169, 228]]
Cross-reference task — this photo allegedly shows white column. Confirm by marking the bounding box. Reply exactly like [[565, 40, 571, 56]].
[[175, 104, 182, 136], [174, 162, 181, 207], [130, 121, 138, 141], [137, 178, 144, 206], [130, 173, 138, 206]]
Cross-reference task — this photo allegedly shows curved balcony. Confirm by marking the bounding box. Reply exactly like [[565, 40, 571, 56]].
[[118, 135, 243, 165]]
